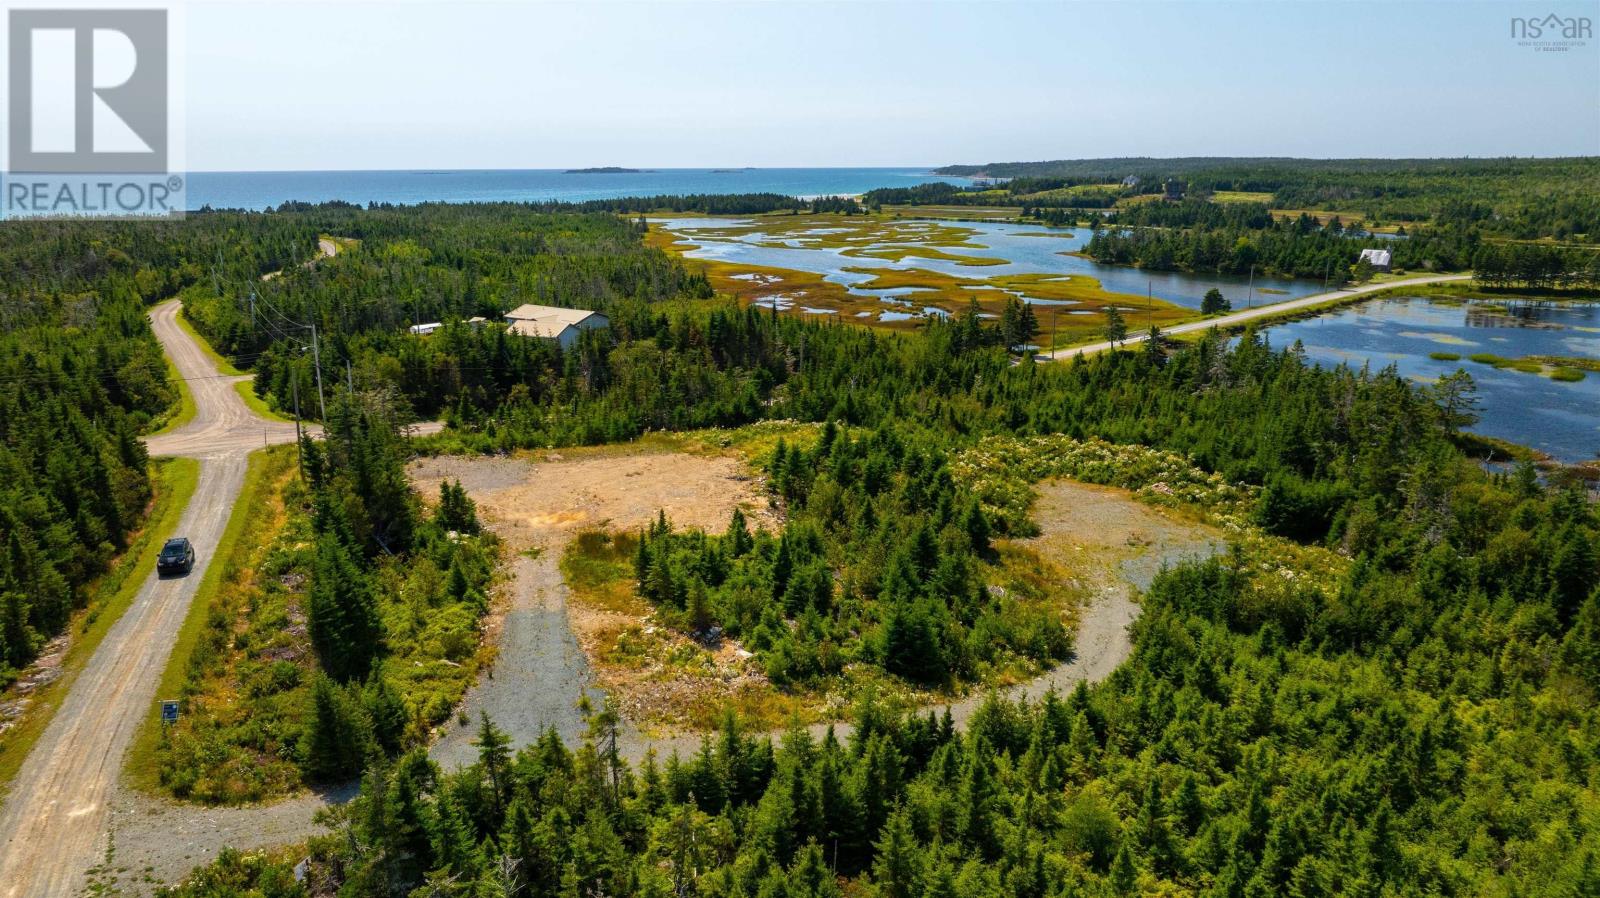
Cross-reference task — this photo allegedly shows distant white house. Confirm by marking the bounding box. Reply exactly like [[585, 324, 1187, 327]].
[[408, 321, 443, 336], [1358, 248, 1392, 272], [504, 304, 610, 350], [1121, 175, 1140, 188], [466, 316, 487, 329]]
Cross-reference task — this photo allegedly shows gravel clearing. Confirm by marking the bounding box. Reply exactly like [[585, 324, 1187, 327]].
[[409, 450, 779, 764]]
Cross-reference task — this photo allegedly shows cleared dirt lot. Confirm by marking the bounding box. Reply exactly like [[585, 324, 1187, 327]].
[[409, 450, 779, 766], [413, 451, 1224, 759]]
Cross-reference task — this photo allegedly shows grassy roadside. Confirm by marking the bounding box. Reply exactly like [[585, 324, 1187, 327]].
[[233, 380, 295, 424], [0, 457, 200, 801], [123, 447, 287, 796], [146, 351, 197, 436], [174, 302, 244, 376], [175, 298, 297, 424]]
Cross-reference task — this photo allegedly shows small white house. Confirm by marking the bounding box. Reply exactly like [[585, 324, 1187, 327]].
[[1358, 248, 1392, 272], [504, 304, 610, 350], [408, 321, 443, 336]]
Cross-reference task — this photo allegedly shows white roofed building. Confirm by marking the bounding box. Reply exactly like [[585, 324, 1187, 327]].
[[1358, 248, 1392, 271], [504, 304, 610, 350]]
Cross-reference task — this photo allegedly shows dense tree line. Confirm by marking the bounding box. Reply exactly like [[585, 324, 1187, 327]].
[[0, 238, 177, 684], [939, 157, 1597, 226], [1082, 217, 1482, 279], [935, 157, 1600, 242], [1470, 243, 1600, 290], [165, 433, 1599, 896], [553, 194, 808, 215], [290, 394, 492, 783]]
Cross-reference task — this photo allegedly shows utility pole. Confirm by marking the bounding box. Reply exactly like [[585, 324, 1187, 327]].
[[346, 359, 354, 392], [292, 373, 304, 480], [1247, 264, 1255, 309], [309, 322, 327, 421]]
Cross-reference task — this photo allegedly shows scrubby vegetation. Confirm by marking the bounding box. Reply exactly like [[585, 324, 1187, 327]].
[[154, 395, 496, 803]]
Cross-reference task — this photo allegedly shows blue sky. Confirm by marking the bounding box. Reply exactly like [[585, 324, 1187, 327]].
[[185, 0, 1600, 170]]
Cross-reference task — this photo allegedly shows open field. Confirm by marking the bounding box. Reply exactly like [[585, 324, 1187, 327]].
[[1211, 190, 1275, 203]]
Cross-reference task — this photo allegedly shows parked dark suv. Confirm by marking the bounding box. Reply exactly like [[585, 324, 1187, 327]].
[[157, 537, 195, 576]]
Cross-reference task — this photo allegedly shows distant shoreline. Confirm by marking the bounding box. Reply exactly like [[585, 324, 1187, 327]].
[[564, 166, 648, 174]]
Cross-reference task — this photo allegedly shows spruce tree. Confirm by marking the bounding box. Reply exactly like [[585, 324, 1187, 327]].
[[307, 532, 382, 682]]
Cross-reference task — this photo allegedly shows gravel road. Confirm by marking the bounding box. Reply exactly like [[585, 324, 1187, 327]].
[[1046, 273, 1473, 359], [0, 301, 307, 897]]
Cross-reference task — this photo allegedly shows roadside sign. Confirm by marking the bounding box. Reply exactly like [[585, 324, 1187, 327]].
[[160, 700, 179, 724]]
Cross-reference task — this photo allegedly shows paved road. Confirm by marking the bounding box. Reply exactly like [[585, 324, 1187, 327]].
[[0, 301, 306, 898], [1045, 274, 1473, 359]]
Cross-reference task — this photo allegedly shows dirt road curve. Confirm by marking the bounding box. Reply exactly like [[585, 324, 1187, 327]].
[[0, 301, 306, 898], [1046, 273, 1473, 359]]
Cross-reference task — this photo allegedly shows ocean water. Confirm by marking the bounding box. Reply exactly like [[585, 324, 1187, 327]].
[[184, 167, 962, 211]]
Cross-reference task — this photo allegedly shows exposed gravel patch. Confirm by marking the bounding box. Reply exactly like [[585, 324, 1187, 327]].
[[410, 454, 536, 495], [409, 450, 778, 766], [430, 553, 607, 770]]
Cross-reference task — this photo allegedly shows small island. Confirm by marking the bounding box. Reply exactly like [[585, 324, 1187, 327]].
[[564, 166, 644, 174]]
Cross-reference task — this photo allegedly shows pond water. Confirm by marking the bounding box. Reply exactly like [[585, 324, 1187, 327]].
[[1254, 297, 1600, 462], [658, 217, 1319, 310]]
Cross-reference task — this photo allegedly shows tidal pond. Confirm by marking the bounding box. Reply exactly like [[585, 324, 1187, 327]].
[[1254, 296, 1600, 462]]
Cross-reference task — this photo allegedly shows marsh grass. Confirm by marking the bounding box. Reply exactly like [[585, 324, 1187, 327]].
[[648, 212, 1183, 341], [1467, 351, 1589, 381]]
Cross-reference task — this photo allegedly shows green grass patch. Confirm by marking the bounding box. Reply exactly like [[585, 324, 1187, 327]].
[[146, 351, 197, 436], [124, 448, 288, 798], [0, 457, 199, 799], [1429, 352, 1462, 361], [233, 380, 294, 423], [1463, 351, 1592, 381], [176, 303, 245, 376], [563, 529, 638, 596], [1211, 191, 1275, 204]]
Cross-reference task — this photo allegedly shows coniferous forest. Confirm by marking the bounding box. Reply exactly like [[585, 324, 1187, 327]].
[[0, 199, 1595, 897]]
